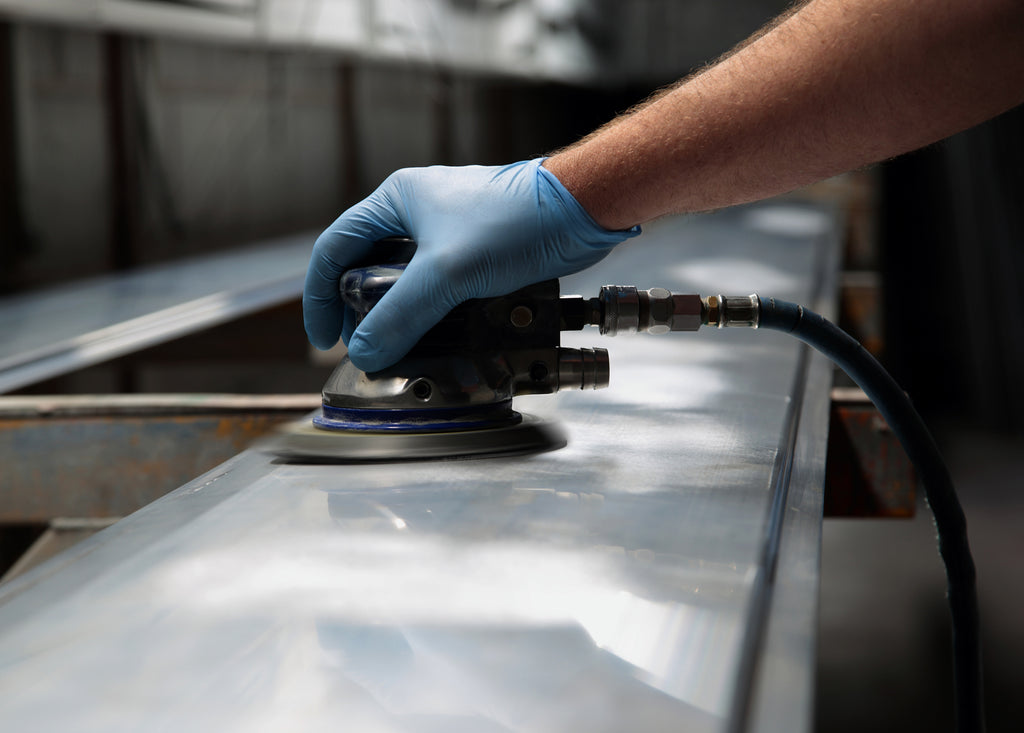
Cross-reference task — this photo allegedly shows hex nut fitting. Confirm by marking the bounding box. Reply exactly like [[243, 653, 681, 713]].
[[643, 290, 703, 333]]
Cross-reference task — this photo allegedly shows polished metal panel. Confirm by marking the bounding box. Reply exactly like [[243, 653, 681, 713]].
[[0, 202, 839, 732], [0, 234, 313, 393]]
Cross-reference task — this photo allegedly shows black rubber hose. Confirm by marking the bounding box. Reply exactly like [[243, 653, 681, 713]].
[[758, 297, 983, 733]]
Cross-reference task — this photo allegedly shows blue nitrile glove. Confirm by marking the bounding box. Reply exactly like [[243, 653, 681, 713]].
[[303, 158, 640, 372]]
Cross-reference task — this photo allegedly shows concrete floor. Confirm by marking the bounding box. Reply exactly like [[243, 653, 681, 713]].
[[816, 424, 1024, 731]]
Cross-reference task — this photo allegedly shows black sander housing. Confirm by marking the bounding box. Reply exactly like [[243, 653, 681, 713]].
[[268, 239, 611, 462]]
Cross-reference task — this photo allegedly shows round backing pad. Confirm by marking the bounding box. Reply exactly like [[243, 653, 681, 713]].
[[262, 413, 566, 463]]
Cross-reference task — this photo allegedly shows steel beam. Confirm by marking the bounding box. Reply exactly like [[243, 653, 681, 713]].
[[0, 203, 839, 733], [0, 235, 313, 393]]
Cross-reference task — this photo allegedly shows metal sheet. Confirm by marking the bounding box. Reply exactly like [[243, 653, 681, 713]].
[[0, 202, 839, 732], [0, 234, 314, 393]]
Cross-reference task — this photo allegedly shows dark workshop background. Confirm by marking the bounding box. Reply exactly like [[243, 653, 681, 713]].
[[1, 1, 1022, 730]]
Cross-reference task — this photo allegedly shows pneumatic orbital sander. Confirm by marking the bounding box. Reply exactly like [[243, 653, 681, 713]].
[[268, 238, 736, 462]]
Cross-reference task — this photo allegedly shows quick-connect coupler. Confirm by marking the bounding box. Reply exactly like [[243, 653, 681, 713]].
[[586, 287, 761, 334], [595, 286, 705, 335]]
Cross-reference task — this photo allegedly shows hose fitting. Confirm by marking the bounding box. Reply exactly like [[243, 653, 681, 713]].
[[557, 347, 610, 390], [596, 286, 705, 335], [703, 294, 760, 328]]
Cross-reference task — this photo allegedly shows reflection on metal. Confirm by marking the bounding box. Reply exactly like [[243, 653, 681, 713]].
[[0, 236, 313, 393], [0, 203, 839, 732]]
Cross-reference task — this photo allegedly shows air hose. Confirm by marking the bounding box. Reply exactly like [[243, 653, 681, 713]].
[[744, 295, 982, 733], [589, 286, 983, 732]]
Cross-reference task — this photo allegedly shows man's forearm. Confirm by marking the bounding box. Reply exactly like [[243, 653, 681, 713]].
[[545, 0, 1024, 230]]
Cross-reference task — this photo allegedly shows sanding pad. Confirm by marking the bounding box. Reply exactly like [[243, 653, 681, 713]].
[[261, 412, 566, 463]]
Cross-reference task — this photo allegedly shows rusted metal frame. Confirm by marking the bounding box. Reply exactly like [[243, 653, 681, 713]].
[[824, 386, 917, 518], [0, 393, 318, 523], [821, 166, 910, 518], [838, 270, 884, 358]]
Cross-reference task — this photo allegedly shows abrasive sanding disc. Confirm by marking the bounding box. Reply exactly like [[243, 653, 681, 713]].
[[261, 412, 566, 463]]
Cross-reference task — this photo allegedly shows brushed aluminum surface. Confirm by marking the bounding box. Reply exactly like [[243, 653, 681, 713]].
[[0, 202, 838, 732]]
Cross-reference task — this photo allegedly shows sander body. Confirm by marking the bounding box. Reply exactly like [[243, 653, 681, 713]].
[[266, 239, 609, 462]]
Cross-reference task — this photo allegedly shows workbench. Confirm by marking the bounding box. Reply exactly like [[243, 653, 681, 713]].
[[0, 203, 838, 733]]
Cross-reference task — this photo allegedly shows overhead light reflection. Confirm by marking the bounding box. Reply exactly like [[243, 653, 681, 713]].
[[157, 532, 747, 715]]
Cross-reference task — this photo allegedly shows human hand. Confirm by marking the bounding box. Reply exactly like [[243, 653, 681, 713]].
[[302, 158, 640, 372]]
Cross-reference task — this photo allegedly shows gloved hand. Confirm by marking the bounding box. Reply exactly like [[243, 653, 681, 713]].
[[303, 158, 640, 372]]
